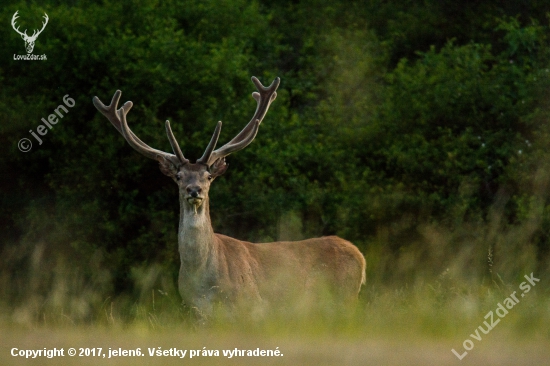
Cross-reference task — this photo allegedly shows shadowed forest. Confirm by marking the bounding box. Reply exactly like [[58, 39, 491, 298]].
[[1, 0, 550, 364]]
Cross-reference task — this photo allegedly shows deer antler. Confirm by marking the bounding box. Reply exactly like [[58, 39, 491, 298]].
[[197, 76, 280, 166], [11, 11, 48, 40], [94, 77, 278, 168], [11, 11, 27, 38], [29, 13, 48, 40], [92, 90, 187, 166]]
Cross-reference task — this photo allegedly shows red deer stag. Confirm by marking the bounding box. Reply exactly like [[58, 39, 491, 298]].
[[93, 77, 366, 315]]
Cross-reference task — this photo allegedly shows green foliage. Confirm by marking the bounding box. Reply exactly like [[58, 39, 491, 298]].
[[1, 0, 550, 305]]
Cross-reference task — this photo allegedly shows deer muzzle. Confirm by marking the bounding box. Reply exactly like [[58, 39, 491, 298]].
[[187, 190, 203, 208], [187, 195, 203, 215], [187, 196, 203, 205]]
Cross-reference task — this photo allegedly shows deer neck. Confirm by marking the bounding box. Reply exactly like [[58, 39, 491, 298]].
[[178, 192, 217, 271]]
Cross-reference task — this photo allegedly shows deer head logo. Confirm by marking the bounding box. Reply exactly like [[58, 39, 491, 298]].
[[11, 11, 49, 54]]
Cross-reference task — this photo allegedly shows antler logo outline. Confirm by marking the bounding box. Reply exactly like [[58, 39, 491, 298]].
[[11, 11, 49, 54]]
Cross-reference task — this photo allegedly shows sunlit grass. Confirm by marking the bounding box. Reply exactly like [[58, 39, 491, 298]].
[[2, 247, 548, 337], [1, 281, 549, 365], [1, 207, 550, 365]]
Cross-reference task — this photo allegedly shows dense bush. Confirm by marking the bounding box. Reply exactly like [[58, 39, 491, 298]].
[[1, 0, 550, 303]]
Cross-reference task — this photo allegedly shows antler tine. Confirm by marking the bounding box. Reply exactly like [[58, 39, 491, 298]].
[[231, 76, 279, 145], [206, 120, 260, 165], [93, 91, 149, 147], [93, 90, 124, 133], [11, 11, 27, 37], [117, 103, 180, 165], [93, 91, 181, 166], [165, 121, 189, 164], [35, 13, 49, 37], [197, 121, 222, 165], [205, 77, 279, 166], [29, 13, 49, 38]]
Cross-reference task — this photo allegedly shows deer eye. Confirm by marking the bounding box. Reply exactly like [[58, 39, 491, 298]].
[[207, 175, 213, 181], [176, 173, 181, 180]]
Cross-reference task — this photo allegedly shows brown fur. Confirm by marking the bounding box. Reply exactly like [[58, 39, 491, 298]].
[[214, 234, 366, 305], [175, 163, 366, 314], [93, 79, 366, 316]]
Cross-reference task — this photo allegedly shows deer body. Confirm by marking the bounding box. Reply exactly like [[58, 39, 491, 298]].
[[93, 77, 366, 314], [177, 182, 365, 311]]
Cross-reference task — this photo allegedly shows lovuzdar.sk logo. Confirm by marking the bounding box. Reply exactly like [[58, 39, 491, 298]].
[[11, 10, 48, 61]]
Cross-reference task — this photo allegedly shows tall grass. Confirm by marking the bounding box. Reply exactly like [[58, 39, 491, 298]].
[[1, 199, 549, 340], [1, 210, 549, 366]]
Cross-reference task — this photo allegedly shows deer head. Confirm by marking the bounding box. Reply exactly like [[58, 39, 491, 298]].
[[92, 77, 279, 213], [11, 11, 49, 54]]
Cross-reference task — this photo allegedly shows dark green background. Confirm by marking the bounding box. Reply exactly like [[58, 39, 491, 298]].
[[2, 0, 550, 304]]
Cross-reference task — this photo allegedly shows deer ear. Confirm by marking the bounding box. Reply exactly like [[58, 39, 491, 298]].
[[157, 156, 178, 177], [210, 158, 228, 178]]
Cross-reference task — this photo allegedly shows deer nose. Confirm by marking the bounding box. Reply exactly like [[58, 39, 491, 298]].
[[187, 186, 202, 197]]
